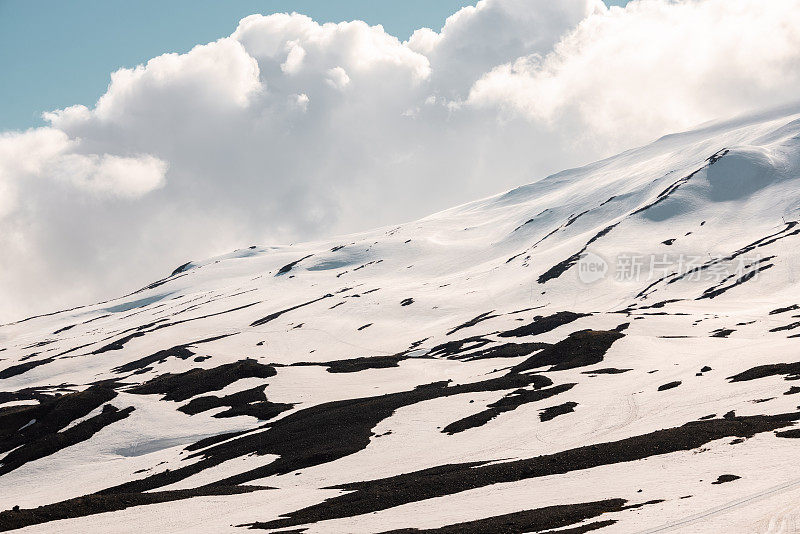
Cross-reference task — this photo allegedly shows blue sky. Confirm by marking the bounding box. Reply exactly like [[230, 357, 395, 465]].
[[0, 0, 629, 131]]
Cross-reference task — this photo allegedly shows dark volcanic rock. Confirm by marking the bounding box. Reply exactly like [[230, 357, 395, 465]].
[[249, 412, 799, 530], [510, 327, 626, 373], [446, 311, 499, 336], [0, 386, 133, 475], [276, 255, 313, 275], [178, 385, 293, 421], [581, 368, 632, 375], [0, 486, 266, 532], [250, 294, 333, 326], [0, 358, 55, 379], [292, 354, 413, 373], [129, 359, 277, 402], [443, 383, 572, 434], [104, 372, 554, 496], [539, 401, 578, 422], [729, 362, 800, 382], [452, 342, 550, 362], [376, 499, 650, 534], [499, 311, 590, 338]]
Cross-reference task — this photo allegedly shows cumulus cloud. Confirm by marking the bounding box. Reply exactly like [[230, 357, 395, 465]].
[[0, 128, 166, 202], [468, 0, 800, 150], [2, 0, 800, 321]]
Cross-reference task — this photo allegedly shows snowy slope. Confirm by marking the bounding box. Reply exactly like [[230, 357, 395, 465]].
[[2, 104, 800, 533]]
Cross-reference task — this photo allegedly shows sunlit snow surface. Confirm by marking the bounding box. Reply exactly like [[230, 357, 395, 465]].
[[3, 105, 800, 532]]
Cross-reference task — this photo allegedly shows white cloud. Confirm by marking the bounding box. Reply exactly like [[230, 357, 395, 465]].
[[281, 41, 307, 73], [2, 0, 800, 321], [53, 153, 167, 197], [0, 128, 166, 206], [467, 0, 800, 151], [326, 67, 351, 89], [412, 0, 605, 96]]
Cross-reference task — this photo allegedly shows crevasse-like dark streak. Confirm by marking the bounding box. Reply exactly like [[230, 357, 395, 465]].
[[291, 354, 419, 373], [630, 149, 728, 216], [446, 311, 499, 336], [250, 294, 333, 326], [697, 262, 775, 300], [537, 224, 619, 284], [0, 486, 267, 532], [378, 499, 648, 534], [276, 254, 314, 276], [442, 383, 576, 434], [632, 223, 799, 303], [538, 150, 730, 289], [667, 224, 797, 289], [507, 207, 596, 264], [0, 357, 55, 379], [771, 321, 800, 333], [90, 303, 257, 355], [449, 342, 550, 362], [111, 333, 235, 374]]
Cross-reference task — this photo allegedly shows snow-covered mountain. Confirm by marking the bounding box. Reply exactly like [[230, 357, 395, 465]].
[[2, 103, 800, 533]]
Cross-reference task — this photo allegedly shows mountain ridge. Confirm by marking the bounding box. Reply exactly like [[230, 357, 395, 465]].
[[2, 103, 800, 532]]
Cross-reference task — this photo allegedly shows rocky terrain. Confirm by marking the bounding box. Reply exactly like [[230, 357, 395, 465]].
[[2, 104, 800, 532]]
